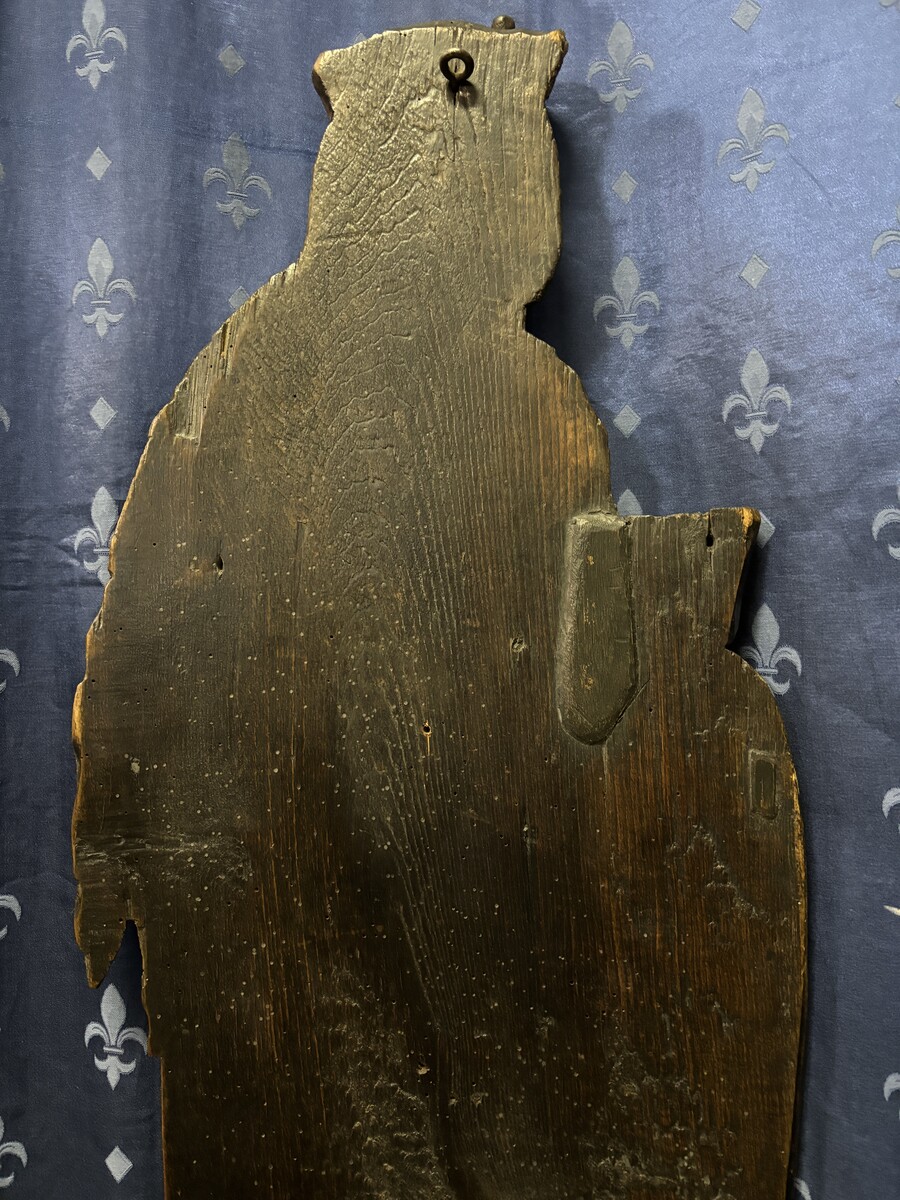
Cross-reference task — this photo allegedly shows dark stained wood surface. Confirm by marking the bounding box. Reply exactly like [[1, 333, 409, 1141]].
[[72, 21, 805, 1199]]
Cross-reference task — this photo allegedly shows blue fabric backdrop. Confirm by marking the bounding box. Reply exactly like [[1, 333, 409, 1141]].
[[0, 1, 898, 1196]]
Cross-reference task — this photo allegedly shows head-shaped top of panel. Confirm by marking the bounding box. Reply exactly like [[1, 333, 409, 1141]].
[[309, 22, 567, 314]]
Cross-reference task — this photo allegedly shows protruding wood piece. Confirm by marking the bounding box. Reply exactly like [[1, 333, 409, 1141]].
[[557, 511, 639, 743]]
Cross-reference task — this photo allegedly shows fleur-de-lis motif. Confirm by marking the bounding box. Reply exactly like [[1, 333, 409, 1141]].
[[0, 405, 8, 432], [65, 0, 126, 90], [886, 1073, 900, 1116], [884, 788, 900, 829], [717, 89, 790, 192], [722, 349, 790, 453], [72, 239, 136, 338], [84, 983, 148, 1090], [872, 203, 900, 279], [72, 486, 118, 584], [794, 1182, 812, 1200], [203, 134, 272, 230], [872, 484, 900, 559], [593, 257, 660, 349], [0, 650, 19, 695], [0, 1117, 26, 1189], [0, 896, 20, 942], [587, 21, 654, 113], [739, 603, 801, 695]]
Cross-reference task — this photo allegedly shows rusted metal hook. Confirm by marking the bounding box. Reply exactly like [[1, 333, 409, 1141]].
[[439, 48, 474, 91]]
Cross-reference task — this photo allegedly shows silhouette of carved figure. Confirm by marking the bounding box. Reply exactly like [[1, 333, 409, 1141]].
[[73, 22, 804, 1199]]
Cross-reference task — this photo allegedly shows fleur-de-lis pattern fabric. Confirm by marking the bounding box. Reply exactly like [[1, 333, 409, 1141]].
[[593, 254, 660, 348], [738, 603, 802, 695], [872, 204, 900, 278], [70, 486, 118, 584], [203, 133, 273, 230], [717, 88, 790, 192], [71, 238, 136, 338], [65, 0, 126, 91], [84, 985, 148, 1090], [723, 348, 791, 453], [0, 1118, 27, 1190], [587, 19, 653, 113], [0, 1, 896, 1195], [873, 484, 900, 558]]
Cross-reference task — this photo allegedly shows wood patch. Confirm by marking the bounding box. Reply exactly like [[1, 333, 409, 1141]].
[[72, 20, 805, 1199]]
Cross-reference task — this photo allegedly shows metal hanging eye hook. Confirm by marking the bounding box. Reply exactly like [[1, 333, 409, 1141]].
[[440, 48, 474, 90]]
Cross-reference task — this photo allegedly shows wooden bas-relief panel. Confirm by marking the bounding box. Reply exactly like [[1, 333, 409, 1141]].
[[72, 20, 805, 1199]]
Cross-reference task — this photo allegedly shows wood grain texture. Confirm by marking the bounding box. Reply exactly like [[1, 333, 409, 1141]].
[[72, 21, 805, 1199]]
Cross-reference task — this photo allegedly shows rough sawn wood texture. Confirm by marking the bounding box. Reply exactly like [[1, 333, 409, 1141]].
[[72, 21, 806, 1199]]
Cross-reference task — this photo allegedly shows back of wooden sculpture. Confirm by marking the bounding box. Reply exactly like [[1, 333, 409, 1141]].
[[73, 23, 804, 1199]]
